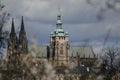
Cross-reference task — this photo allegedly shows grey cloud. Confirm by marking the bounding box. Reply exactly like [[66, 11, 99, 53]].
[[3, 0, 99, 24], [2, 0, 120, 47]]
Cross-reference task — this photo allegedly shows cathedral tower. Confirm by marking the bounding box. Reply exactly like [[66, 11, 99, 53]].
[[19, 16, 28, 54], [50, 9, 69, 66], [7, 18, 19, 69], [7, 18, 18, 55]]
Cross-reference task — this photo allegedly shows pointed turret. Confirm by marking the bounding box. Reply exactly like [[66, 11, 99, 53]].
[[9, 18, 18, 44], [10, 18, 16, 38], [11, 18, 15, 34], [56, 8, 62, 29], [20, 16, 25, 33], [19, 16, 28, 54]]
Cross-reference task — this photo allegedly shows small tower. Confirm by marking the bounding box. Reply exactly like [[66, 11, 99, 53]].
[[50, 9, 69, 66], [19, 16, 28, 54]]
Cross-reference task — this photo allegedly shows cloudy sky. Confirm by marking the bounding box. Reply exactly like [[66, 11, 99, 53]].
[[2, 0, 120, 52]]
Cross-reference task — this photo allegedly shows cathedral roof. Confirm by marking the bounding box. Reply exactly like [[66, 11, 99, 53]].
[[28, 45, 95, 58], [69, 46, 95, 58], [11, 18, 15, 34], [28, 45, 47, 58]]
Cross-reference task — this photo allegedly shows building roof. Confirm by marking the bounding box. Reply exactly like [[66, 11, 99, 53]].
[[69, 46, 95, 58], [28, 45, 95, 58], [28, 45, 47, 58]]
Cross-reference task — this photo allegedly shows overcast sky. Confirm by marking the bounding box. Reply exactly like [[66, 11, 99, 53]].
[[3, 0, 120, 52]]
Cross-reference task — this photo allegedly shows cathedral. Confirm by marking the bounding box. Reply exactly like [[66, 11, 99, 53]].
[[7, 11, 96, 68], [29, 10, 96, 67], [3, 10, 98, 80], [49, 10, 69, 66]]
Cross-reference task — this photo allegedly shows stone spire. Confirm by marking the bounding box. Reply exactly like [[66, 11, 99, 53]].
[[19, 16, 28, 54], [20, 16, 25, 33], [7, 18, 19, 70], [9, 18, 18, 43], [11, 18, 15, 34], [8, 18, 18, 54], [56, 8, 62, 29]]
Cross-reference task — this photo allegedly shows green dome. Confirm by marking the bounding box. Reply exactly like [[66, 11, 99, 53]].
[[53, 28, 65, 36], [50, 9, 69, 37]]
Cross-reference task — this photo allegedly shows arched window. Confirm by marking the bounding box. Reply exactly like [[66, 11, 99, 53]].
[[60, 43, 64, 54]]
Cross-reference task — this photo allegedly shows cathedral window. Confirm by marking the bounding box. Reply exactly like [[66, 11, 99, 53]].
[[60, 43, 64, 54]]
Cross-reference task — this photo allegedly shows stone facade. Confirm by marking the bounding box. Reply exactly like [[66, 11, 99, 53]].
[[49, 10, 69, 66], [48, 10, 96, 67], [3, 12, 98, 80]]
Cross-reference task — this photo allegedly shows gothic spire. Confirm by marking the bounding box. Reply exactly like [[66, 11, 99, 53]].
[[56, 8, 62, 29], [11, 18, 15, 34], [19, 16, 28, 54], [8, 18, 18, 52], [20, 16, 25, 33], [10, 18, 18, 41]]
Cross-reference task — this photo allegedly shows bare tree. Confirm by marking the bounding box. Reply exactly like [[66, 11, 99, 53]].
[[101, 47, 120, 80]]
